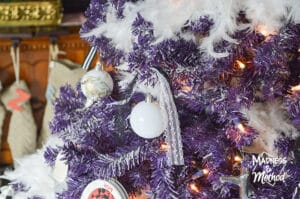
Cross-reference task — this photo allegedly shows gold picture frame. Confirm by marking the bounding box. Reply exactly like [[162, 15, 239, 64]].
[[0, 0, 63, 27]]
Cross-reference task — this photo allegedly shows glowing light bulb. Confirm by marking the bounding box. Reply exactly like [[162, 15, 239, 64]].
[[179, 79, 192, 93], [203, 168, 209, 175], [189, 182, 200, 193], [192, 169, 210, 180], [160, 143, 170, 151], [182, 85, 193, 93], [260, 29, 269, 37], [291, 85, 300, 92], [236, 60, 246, 70], [257, 25, 273, 37], [234, 155, 242, 162], [191, 160, 197, 165], [237, 123, 246, 133]]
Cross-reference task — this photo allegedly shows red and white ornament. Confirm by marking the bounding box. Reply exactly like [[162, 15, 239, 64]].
[[81, 179, 128, 199]]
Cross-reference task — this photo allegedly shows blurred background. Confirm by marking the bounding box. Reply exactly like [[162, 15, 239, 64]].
[[0, 0, 94, 167]]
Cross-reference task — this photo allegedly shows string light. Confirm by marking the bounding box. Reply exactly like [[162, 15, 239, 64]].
[[178, 79, 193, 93], [236, 123, 246, 133], [235, 60, 246, 70], [179, 79, 192, 93], [203, 168, 209, 175], [181, 85, 193, 93], [234, 155, 243, 162], [189, 182, 200, 193], [259, 28, 269, 37], [191, 160, 197, 165], [192, 169, 209, 180], [160, 142, 170, 151], [291, 85, 300, 92], [256, 25, 273, 37]]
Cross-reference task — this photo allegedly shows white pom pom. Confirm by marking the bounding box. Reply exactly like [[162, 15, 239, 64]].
[[130, 100, 165, 139], [81, 65, 113, 107]]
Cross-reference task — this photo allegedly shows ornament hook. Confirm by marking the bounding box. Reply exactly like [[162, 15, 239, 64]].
[[82, 46, 97, 70]]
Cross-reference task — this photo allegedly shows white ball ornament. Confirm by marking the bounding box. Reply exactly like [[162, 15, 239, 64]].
[[130, 97, 165, 139], [81, 63, 113, 107]]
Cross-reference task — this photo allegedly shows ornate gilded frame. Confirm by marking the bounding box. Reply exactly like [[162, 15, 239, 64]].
[[0, 0, 63, 27]]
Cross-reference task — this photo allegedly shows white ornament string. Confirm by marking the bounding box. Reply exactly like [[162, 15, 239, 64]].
[[151, 68, 184, 166]]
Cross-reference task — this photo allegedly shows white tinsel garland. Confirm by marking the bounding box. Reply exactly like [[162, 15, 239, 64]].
[[0, 136, 64, 199], [242, 101, 298, 156]]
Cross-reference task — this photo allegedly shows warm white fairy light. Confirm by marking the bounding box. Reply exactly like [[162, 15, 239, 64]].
[[189, 182, 200, 193], [256, 25, 273, 37], [236, 60, 246, 70], [179, 79, 192, 93], [160, 142, 170, 151], [202, 168, 209, 175], [191, 168, 210, 180], [237, 123, 246, 133], [234, 155, 243, 162], [259, 28, 269, 37], [181, 85, 193, 93], [291, 85, 300, 92]]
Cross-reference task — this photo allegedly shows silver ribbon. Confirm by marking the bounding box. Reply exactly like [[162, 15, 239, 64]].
[[151, 68, 184, 166]]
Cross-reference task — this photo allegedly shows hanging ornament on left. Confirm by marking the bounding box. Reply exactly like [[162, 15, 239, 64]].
[[81, 62, 114, 107]]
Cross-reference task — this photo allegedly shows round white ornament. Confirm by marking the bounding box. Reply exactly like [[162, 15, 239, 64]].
[[53, 152, 68, 183], [81, 179, 128, 199], [130, 99, 165, 139], [81, 63, 113, 107]]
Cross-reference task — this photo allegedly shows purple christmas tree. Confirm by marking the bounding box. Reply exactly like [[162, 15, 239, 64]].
[[3, 1, 300, 199], [49, 0, 300, 198]]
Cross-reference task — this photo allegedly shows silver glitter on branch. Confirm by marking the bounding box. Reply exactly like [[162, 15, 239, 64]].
[[96, 146, 147, 178]]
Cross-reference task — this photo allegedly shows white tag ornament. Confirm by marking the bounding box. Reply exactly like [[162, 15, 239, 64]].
[[81, 179, 128, 199]]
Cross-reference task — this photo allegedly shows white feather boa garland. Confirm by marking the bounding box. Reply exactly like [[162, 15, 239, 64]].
[[83, 0, 300, 57], [0, 136, 65, 199], [242, 101, 299, 156]]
